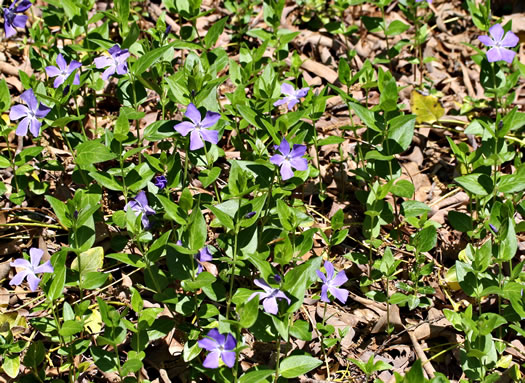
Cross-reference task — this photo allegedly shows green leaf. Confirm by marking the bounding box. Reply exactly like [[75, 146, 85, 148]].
[[276, 200, 295, 231], [290, 319, 312, 341], [131, 286, 144, 313], [385, 115, 416, 154], [0, 78, 10, 113], [2, 355, 19, 378], [121, 358, 142, 375], [455, 173, 493, 196], [187, 207, 206, 251], [391, 179, 414, 198], [76, 141, 117, 169], [45, 195, 72, 228], [238, 369, 274, 383], [349, 102, 381, 132], [132, 43, 175, 77], [23, 340, 45, 369], [279, 355, 322, 378], [239, 294, 259, 328], [413, 226, 437, 253], [157, 195, 186, 225], [59, 320, 84, 337], [88, 171, 123, 191], [182, 272, 216, 291], [114, 113, 130, 142], [47, 251, 67, 301], [402, 200, 430, 217], [385, 20, 410, 36], [448, 211, 473, 233], [498, 170, 525, 194], [498, 218, 517, 261], [208, 205, 235, 231], [204, 17, 228, 49], [62, 0, 80, 18]]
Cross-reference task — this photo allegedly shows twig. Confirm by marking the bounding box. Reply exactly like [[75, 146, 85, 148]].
[[408, 330, 436, 379]]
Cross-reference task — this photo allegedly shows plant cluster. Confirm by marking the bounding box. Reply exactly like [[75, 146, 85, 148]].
[[0, 0, 524, 382]]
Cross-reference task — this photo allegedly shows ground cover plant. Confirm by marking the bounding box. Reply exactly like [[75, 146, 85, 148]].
[[0, 0, 524, 381]]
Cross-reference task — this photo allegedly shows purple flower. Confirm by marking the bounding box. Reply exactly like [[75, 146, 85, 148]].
[[316, 261, 348, 304], [489, 224, 498, 233], [195, 246, 213, 275], [45, 54, 81, 88], [248, 278, 291, 315], [3, 0, 31, 38], [10, 248, 53, 292], [124, 191, 156, 229], [174, 103, 220, 150], [9, 89, 51, 137], [154, 175, 168, 190], [94, 44, 130, 81], [415, 0, 431, 3], [273, 83, 309, 110], [270, 138, 308, 180], [478, 24, 519, 64], [198, 328, 236, 369]]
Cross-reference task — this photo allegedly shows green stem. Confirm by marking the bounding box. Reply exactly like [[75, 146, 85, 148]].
[[321, 302, 330, 381], [226, 198, 242, 320]]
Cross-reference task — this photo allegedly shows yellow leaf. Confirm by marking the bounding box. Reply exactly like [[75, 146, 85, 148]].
[[85, 308, 102, 334], [411, 91, 444, 124], [0, 311, 27, 336]]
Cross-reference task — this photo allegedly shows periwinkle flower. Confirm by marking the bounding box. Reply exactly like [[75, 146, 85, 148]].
[[3, 0, 31, 38], [154, 175, 168, 190], [316, 261, 348, 304], [248, 278, 291, 315], [270, 138, 308, 180], [198, 328, 236, 369], [94, 44, 130, 81], [45, 54, 81, 88], [10, 248, 53, 292], [489, 224, 498, 233], [415, 0, 431, 3], [124, 191, 155, 229], [478, 24, 519, 63], [274, 83, 309, 110], [174, 103, 220, 150], [9, 89, 51, 137], [195, 246, 213, 275]]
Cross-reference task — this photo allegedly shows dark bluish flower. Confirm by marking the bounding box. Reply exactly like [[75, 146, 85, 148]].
[[195, 246, 213, 275], [198, 328, 236, 369], [274, 83, 309, 110], [154, 175, 168, 190], [3, 0, 31, 38], [316, 261, 348, 304], [244, 211, 256, 219], [9, 89, 51, 137], [489, 224, 498, 233], [94, 44, 130, 81], [174, 103, 220, 150], [248, 278, 290, 315], [273, 274, 282, 283], [270, 138, 308, 180], [164, 25, 172, 38], [124, 191, 155, 229], [478, 24, 519, 63], [45, 53, 81, 88], [10, 248, 53, 292]]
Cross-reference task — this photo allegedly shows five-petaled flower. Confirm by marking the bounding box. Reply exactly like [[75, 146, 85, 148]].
[[195, 247, 213, 275], [174, 103, 220, 150], [3, 0, 31, 38], [274, 83, 309, 110], [124, 191, 155, 229], [248, 278, 291, 315], [94, 44, 130, 81], [9, 89, 51, 137], [478, 24, 519, 64], [154, 175, 168, 190], [45, 54, 81, 88], [316, 261, 348, 304], [270, 138, 308, 180], [10, 248, 53, 292], [198, 328, 236, 369]]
